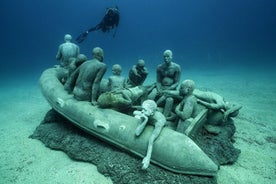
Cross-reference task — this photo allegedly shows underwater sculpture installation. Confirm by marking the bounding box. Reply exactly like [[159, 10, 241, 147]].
[[39, 67, 218, 176]]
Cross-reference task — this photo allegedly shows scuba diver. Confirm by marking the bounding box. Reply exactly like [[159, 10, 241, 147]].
[[76, 6, 120, 43]]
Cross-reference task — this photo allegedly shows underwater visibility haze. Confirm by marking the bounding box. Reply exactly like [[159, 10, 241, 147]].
[[0, 0, 275, 78]]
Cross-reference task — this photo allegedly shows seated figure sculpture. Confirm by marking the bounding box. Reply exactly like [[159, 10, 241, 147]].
[[133, 100, 166, 170], [126, 59, 148, 87], [66, 54, 88, 77], [163, 79, 242, 134], [174, 80, 206, 134], [107, 64, 126, 92], [148, 50, 181, 119], [64, 47, 107, 105]]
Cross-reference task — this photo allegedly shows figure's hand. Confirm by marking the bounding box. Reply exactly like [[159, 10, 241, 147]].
[[133, 110, 148, 121], [223, 111, 229, 122], [91, 100, 97, 106], [133, 69, 140, 77], [133, 110, 143, 116]]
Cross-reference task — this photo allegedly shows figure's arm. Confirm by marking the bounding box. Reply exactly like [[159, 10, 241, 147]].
[[121, 90, 132, 104], [168, 65, 181, 90], [144, 67, 149, 74], [223, 103, 242, 121], [91, 65, 107, 105], [175, 100, 194, 121], [64, 67, 80, 92], [56, 45, 62, 60], [134, 111, 149, 136], [197, 99, 224, 110], [162, 90, 182, 100], [156, 68, 162, 92], [132, 65, 139, 76]]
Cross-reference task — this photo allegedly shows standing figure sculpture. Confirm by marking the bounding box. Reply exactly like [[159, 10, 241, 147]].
[[148, 50, 181, 119], [64, 47, 107, 105], [134, 100, 166, 170], [56, 34, 80, 67], [56, 34, 80, 83]]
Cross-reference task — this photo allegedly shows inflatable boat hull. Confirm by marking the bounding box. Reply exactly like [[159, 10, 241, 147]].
[[39, 68, 218, 176]]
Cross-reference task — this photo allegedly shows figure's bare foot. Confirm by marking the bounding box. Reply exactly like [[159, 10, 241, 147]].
[[142, 157, 150, 170]]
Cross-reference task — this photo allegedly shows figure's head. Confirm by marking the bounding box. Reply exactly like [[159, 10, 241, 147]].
[[64, 34, 72, 42], [141, 100, 157, 116], [179, 79, 195, 96], [163, 50, 173, 64], [112, 64, 122, 75], [92, 47, 104, 62], [77, 54, 87, 62], [137, 59, 145, 68]]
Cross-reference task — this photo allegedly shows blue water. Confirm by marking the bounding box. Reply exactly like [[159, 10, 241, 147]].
[[1, 0, 276, 80]]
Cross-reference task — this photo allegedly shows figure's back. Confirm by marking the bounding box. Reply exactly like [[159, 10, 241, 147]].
[[60, 43, 79, 66], [77, 59, 103, 87], [108, 76, 125, 91]]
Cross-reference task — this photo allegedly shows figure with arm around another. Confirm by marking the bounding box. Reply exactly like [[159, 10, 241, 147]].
[[193, 89, 242, 124], [133, 100, 166, 170]]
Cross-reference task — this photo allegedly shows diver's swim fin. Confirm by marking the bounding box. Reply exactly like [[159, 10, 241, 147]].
[[76, 31, 89, 43]]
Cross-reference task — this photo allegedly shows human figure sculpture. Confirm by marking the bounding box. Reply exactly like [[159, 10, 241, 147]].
[[107, 64, 126, 92], [126, 59, 148, 87], [56, 34, 80, 67], [193, 89, 242, 124], [64, 47, 107, 105], [173, 80, 206, 133], [133, 100, 166, 170], [97, 85, 155, 111], [163, 79, 242, 133], [66, 54, 88, 76], [148, 50, 181, 119]]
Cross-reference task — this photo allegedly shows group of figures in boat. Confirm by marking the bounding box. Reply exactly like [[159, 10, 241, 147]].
[[53, 34, 242, 170]]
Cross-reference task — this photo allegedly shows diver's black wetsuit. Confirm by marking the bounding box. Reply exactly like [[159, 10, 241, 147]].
[[76, 7, 120, 43]]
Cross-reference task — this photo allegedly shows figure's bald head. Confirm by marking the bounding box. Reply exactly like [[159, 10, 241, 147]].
[[137, 59, 145, 67], [163, 49, 173, 64], [64, 34, 72, 42], [179, 79, 195, 96], [92, 47, 104, 61]]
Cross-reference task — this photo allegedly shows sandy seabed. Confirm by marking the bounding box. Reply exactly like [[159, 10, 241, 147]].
[[0, 68, 275, 184]]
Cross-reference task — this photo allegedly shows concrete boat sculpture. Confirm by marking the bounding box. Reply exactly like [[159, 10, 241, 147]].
[[39, 67, 218, 176]]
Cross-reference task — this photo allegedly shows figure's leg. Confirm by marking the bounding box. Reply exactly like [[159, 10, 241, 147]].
[[156, 95, 166, 105], [147, 88, 157, 100], [163, 97, 174, 118], [176, 119, 191, 133], [142, 125, 163, 169]]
